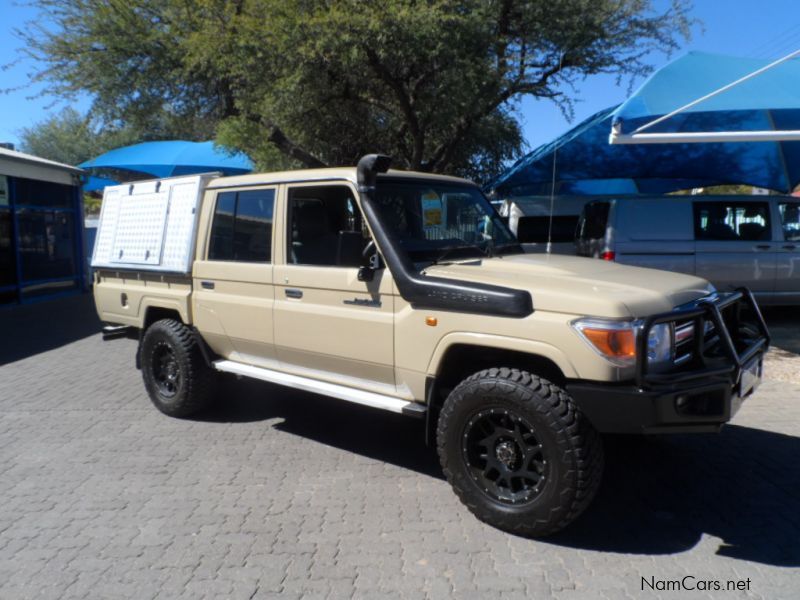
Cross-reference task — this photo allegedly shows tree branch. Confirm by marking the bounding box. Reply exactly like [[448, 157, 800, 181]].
[[428, 55, 574, 172], [247, 116, 326, 168], [363, 46, 425, 168]]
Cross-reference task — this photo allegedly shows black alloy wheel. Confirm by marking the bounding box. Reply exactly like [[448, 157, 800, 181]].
[[462, 407, 548, 505]]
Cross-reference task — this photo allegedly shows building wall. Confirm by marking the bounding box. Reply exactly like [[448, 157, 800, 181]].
[[0, 172, 84, 305]]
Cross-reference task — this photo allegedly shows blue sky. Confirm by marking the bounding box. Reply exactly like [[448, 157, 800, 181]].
[[1, 0, 799, 155]]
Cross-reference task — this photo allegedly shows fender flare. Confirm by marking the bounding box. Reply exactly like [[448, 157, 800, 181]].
[[426, 332, 579, 380]]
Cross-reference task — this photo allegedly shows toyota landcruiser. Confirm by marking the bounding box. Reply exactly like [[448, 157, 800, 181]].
[[93, 155, 770, 536]]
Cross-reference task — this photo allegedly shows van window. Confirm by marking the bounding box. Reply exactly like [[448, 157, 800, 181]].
[[624, 201, 693, 241], [208, 189, 275, 262], [577, 202, 610, 241], [779, 202, 800, 241], [693, 201, 770, 241], [516, 216, 579, 243]]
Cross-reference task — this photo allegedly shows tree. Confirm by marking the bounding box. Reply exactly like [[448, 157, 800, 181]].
[[17, 0, 693, 182], [17, 107, 137, 166]]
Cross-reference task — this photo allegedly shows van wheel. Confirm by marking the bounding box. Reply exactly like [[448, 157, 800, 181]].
[[140, 319, 216, 417], [437, 368, 603, 537]]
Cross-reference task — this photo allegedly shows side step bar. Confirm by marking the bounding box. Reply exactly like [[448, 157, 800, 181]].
[[213, 360, 427, 419], [102, 325, 136, 341]]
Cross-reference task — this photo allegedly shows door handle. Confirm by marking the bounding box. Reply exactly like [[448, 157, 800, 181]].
[[285, 288, 303, 299], [755, 245, 771, 250], [784, 244, 797, 251], [200, 280, 215, 290]]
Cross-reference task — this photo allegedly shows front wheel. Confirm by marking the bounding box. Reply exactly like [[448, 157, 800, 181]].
[[140, 319, 217, 417], [437, 368, 603, 537]]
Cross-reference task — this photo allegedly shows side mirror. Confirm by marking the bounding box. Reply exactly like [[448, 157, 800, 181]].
[[358, 240, 383, 282]]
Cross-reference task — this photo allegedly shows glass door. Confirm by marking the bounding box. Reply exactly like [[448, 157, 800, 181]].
[[12, 176, 81, 301], [0, 209, 16, 304]]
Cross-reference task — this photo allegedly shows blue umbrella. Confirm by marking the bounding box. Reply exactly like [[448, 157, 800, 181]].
[[80, 140, 253, 179], [83, 175, 119, 192], [489, 52, 800, 195]]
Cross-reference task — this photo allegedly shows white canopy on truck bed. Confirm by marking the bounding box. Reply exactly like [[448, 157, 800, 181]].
[[91, 173, 218, 273]]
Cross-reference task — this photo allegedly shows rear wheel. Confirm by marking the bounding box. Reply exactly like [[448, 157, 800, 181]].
[[140, 319, 217, 417], [437, 368, 603, 537]]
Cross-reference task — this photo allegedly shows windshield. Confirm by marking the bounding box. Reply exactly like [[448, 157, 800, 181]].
[[374, 179, 520, 263]]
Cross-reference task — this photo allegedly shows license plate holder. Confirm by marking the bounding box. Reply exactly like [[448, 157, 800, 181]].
[[738, 355, 762, 399]]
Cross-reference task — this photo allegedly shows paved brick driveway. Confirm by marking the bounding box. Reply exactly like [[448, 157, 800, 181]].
[[1, 295, 799, 599]]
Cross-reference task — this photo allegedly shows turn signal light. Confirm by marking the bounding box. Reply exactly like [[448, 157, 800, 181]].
[[580, 327, 636, 358], [572, 318, 638, 366], [425, 316, 438, 327]]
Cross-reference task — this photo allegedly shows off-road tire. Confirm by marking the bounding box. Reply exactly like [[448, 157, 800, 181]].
[[437, 368, 603, 537], [140, 319, 217, 417]]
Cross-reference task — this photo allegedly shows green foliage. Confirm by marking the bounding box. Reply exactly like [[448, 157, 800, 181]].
[[671, 184, 778, 196], [17, 107, 137, 166], [83, 193, 102, 215], [16, 0, 693, 183]]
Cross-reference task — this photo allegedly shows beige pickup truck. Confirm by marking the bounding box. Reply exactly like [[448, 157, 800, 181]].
[[93, 155, 770, 536]]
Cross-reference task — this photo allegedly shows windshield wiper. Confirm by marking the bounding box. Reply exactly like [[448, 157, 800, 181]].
[[431, 238, 492, 265]]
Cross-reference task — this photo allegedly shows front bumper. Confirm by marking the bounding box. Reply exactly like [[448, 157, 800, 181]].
[[567, 362, 761, 433], [566, 288, 769, 434]]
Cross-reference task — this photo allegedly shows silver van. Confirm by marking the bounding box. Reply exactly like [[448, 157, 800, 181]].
[[575, 195, 800, 305]]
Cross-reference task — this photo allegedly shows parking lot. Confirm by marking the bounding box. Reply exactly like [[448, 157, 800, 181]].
[[0, 294, 798, 599]]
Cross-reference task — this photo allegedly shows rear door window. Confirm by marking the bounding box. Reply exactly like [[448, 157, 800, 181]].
[[778, 202, 800, 241], [516, 216, 579, 243], [208, 188, 275, 262], [577, 202, 610, 241], [694, 201, 771, 241]]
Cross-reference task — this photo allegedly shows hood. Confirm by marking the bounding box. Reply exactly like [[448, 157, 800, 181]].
[[422, 254, 714, 318]]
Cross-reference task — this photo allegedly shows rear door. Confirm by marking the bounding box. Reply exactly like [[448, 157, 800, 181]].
[[614, 198, 695, 274], [693, 199, 777, 297], [192, 187, 277, 364], [775, 199, 800, 301], [273, 182, 396, 391]]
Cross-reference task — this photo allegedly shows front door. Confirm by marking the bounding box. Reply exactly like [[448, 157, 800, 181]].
[[273, 183, 395, 391], [693, 199, 778, 298], [192, 187, 277, 365], [775, 199, 800, 301]]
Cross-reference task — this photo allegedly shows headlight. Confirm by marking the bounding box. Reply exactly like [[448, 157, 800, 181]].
[[572, 318, 674, 369], [646, 323, 674, 370]]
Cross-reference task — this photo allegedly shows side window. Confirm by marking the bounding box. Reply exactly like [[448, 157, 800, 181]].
[[577, 202, 609, 241], [694, 201, 771, 241], [208, 189, 274, 262], [516, 216, 579, 243], [209, 192, 236, 260], [779, 202, 800, 241], [288, 185, 368, 267]]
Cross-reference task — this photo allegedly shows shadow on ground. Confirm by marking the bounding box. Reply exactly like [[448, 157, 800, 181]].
[[549, 428, 800, 566], [202, 376, 441, 479], [202, 376, 799, 567], [762, 307, 800, 355], [0, 293, 101, 366]]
